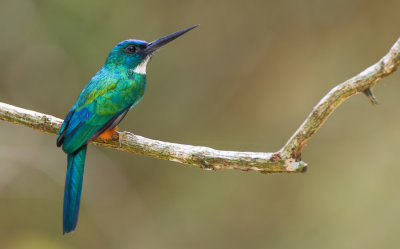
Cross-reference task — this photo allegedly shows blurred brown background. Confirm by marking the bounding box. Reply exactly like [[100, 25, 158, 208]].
[[1, 0, 400, 248]]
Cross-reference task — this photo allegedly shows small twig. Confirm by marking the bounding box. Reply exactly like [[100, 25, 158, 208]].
[[1, 37, 399, 173]]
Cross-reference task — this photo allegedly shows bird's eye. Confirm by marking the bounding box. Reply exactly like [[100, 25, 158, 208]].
[[124, 45, 136, 54]]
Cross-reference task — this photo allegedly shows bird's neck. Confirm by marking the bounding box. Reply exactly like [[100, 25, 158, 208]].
[[104, 55, 151, 78], [132, 56, 151, 75]]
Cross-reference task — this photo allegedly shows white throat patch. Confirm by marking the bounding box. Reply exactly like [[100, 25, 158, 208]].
[[133, 56, 151, 75]]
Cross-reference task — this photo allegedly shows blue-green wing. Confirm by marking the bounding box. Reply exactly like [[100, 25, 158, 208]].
[[57, 74, 140, 154]]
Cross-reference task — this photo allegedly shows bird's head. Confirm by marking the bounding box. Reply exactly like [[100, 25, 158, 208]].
[[104, 25, 199, 75]]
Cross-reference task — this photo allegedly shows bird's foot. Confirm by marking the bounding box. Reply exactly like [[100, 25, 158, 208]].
[[116, 131, 134, 147]]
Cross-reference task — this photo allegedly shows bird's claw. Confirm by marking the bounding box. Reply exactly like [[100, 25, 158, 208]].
[[116, 131, 134, 147]]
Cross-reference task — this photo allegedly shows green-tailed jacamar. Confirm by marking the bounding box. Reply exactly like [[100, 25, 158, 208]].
[[57, 25, 198, 234]]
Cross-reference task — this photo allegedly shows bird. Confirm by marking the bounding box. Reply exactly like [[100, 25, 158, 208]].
[[56, 25, 198, 234]]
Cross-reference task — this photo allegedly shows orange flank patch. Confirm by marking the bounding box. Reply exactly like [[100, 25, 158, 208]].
[[98, 126, 118, 140]]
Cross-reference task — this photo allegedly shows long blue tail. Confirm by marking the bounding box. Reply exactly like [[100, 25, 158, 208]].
[[63, 145, 87, 234]]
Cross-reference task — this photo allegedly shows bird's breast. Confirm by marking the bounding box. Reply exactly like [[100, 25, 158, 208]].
[[123, 73, 146, 104]]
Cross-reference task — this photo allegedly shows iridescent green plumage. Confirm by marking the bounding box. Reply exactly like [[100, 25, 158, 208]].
[[56, 25, 198, 234]]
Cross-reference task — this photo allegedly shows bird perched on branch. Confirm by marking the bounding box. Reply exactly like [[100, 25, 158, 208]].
[[56, 25, 198, 234]]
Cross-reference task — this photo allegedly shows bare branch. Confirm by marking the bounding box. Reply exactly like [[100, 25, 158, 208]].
[[280, 38, 400, 159], [1, 37, 399, 173]]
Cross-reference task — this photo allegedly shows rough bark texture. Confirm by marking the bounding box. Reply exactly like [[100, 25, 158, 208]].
[[1, 37, 399, 173]]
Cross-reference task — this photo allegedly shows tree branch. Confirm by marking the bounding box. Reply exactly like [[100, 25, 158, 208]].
[[279, 38, 400, 160], [1, 37, 399, 173]]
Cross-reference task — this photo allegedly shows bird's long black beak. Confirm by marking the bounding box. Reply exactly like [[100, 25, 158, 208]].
[[142, 24, 199, 55]]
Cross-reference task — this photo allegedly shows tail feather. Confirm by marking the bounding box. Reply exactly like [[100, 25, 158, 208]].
[[63, 145, 87, 234]]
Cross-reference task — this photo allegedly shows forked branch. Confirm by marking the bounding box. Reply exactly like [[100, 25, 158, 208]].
[[1, 37, 399, 173]]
